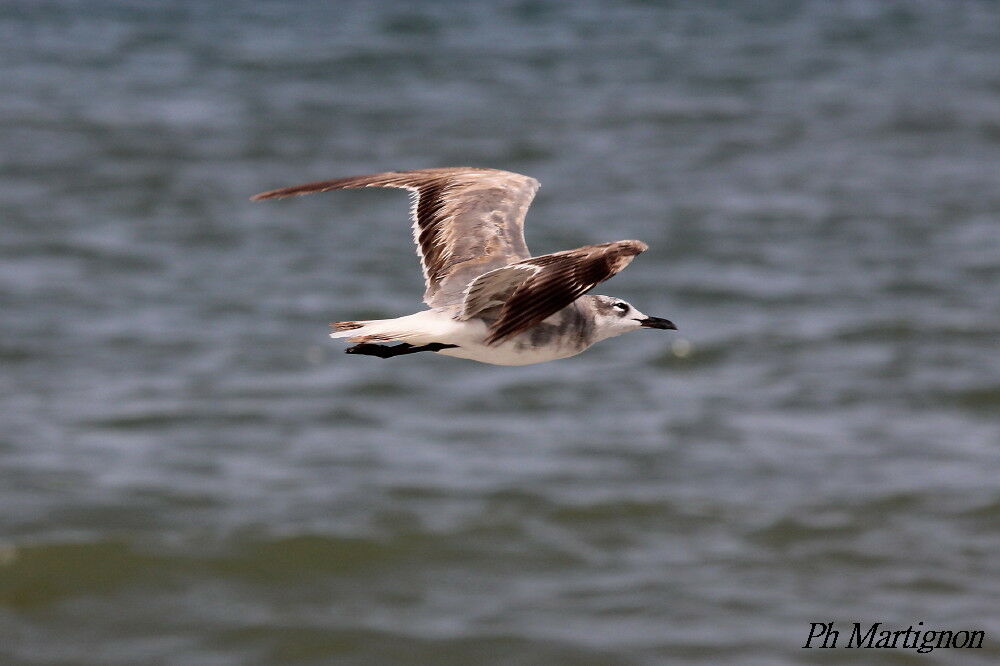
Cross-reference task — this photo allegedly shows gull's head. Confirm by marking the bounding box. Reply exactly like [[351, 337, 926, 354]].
[[590, 295, 677, 341]]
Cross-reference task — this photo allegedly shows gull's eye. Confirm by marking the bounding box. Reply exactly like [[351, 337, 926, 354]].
[[612, 302, 629, 314]]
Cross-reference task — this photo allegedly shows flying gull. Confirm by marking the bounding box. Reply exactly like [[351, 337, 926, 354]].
[[252, 167, 676, 365]]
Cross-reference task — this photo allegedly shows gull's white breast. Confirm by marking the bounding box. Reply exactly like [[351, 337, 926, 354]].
[[432, 312, 591, 366]]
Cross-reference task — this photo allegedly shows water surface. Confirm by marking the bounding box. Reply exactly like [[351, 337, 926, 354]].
[[1, 1, 999, 664]]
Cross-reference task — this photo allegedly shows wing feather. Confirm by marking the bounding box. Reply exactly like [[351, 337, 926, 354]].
[[459, 264, 540, 320], [252, 167, 539, 306], [485, 240, 648, 344]]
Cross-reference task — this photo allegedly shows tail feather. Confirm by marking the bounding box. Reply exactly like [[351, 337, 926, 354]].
[[330, 321, 364, 333], [329, 316, 430, 344]]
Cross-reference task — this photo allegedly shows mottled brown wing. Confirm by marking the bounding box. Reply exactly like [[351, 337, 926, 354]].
[[485, 240, 648, 344], [459, 264, 541, 320], [252, 167, 539, 307]]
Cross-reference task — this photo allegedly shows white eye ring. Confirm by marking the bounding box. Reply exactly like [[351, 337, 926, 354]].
[[612, 302, 629, 312]]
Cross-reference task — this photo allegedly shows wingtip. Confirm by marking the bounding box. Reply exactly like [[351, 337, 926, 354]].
[[250, 190, 284, 202], [251, 184, 315, 201]]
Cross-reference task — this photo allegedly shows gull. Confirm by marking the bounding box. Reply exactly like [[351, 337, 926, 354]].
[[252, 167, 676, 365]]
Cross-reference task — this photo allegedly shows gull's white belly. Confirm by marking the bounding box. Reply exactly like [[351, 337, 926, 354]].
[[437, 338, 585, 366], [337, 308, 595, 366], [429, 314, 590, 366]]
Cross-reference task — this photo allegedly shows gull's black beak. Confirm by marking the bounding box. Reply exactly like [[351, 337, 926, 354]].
[[637, 317, 677, 330]]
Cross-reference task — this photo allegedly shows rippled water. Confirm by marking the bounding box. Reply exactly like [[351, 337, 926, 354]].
[[2, 1, 999, 664]]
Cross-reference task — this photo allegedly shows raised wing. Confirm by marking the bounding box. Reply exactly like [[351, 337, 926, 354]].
[[485, 240, 648, 344], [252, 167, 539, 307]]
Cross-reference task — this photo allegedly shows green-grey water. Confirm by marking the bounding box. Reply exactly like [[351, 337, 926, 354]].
[[2, 1, 999, 664]]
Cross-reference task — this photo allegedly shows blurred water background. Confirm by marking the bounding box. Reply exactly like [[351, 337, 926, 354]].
[[2, 1, 999, 664]]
